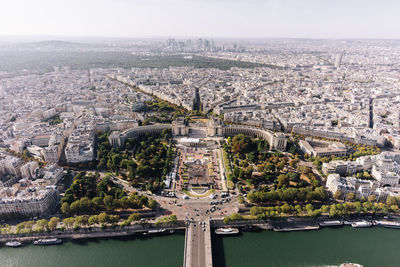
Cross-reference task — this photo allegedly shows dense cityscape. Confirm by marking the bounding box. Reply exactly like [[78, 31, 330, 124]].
[[1, 0, 400, 265], [0, 37, 400, 266]]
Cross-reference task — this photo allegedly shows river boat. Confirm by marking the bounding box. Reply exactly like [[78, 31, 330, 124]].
[[340, 263, 363, 267], [33, 238, 62, 245], [375, 220, 400, 229], [351, 221, 372, 228], [273, 225, 320, 232], [215, 228, 239, 235], [5, 241, 22, 247], [318, 220, 343, 227], [147, 229, 166, 235]]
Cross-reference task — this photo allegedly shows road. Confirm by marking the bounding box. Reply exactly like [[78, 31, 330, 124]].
[[218, 147, 228, 192], [185, 220, 213, 267], [187, 222, 205, 267]]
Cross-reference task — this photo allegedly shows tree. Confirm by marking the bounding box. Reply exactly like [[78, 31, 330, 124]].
[[368, 195, 377, 203], [128, 213, 141, 222], [103, 195, 114, 210], [333, 191, 343, 200], [277, 174, 289, 188], [75, 216, 88, 227], [321, 205, 330, 213], [88, 215, 98, 225], [97, 158, 106, 170], [281, 203, 291, 213], [265, 163, 275, 173], [48, 217, 60, 231], [36, 219, 48, 232], [315, 186, 328, 200], [92, 197, 103, 208], [247, 152, 257, 163], [305, 203, 314, 213], [390, 205, 399, 213], [386, 196, 397, 206], [169, 214, 177, 223], [276, 162, 285, 171], [250, 206, 266, 216], [289, 159, 299, 168], [61, 202, 70, 215], [98, 212, 108, 224], [148, 199, 158, 210], [346, 192, 356, 201], [63, 217, 75, 229], [70, 201, 79, 213]]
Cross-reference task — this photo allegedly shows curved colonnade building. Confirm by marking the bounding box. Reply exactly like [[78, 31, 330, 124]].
[[108, 124, 171, 147], [108, 118, 287, 151]]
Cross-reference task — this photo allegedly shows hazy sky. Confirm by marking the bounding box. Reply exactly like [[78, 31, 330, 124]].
[[0, 0, 399, 39]]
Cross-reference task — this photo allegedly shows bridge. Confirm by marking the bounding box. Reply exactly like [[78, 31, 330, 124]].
[[184, 220, 213, 267]]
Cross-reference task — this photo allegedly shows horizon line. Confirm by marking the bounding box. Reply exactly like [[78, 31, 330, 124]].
[[1, 34, 400, 42]]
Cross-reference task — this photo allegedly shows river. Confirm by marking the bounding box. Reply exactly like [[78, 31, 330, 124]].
[[0, 233, 185, 267], [212, 226, 400, 267], [1, 227, 400, 267]]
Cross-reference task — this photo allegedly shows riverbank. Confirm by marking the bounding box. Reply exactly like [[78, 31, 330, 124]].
[[3, 216, 400, 267], [0, 222, 185, 244], [2, 213, 398, 244]]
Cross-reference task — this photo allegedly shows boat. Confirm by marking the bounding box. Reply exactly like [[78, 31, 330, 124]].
[[340, 263, 363, 267], [318, 220, 343, 227], [5, 241, 22, 247], [169, 229, 175, 234], [33, 238, 62, 245], [351, 221, 372, 228], [376, 220, 400, 229], [215, 227, 239, 235], [273, 225, 320, 232], [147, 229, 166, 234]]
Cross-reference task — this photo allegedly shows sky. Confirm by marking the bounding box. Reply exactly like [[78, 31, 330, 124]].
[[0, 0, 399, 39]]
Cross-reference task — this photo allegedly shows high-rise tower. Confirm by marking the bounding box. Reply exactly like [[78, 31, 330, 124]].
[[335, 52, 343, 69]]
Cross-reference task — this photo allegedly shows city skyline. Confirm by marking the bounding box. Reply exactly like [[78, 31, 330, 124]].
[[1, 0, 400, 39]]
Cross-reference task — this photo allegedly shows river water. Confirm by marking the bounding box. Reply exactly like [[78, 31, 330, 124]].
[[0, 233, 185, 267], [212, 226, 400, 267], [1, 227, 399, 267]]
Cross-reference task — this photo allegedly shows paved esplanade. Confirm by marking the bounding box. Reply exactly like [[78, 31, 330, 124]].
[[184, 220, 213, 267]]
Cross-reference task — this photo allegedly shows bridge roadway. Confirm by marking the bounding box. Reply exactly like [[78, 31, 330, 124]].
[[184, 220, 213, 267]]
